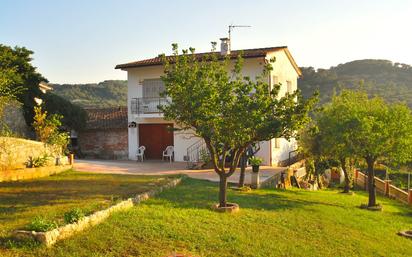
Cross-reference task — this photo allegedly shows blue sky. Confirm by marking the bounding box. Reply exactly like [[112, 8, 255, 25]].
[[1, 0, 411, 83]]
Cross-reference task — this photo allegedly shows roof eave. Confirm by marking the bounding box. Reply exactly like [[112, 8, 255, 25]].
[[114, 54, 269, 70]]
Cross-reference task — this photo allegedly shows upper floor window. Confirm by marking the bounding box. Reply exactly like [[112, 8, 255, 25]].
[[286, 81, 293, 94], [274, 138, 281, 148], [142, 79, 165, 98], [271, 75, 279, 86]]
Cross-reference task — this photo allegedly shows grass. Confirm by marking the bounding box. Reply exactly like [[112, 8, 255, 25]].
[[3, 178, 411, 257], [0, 169, 178, 255]]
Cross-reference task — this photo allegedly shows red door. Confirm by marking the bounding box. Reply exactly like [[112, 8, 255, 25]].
[[139, 124, 174, 159]]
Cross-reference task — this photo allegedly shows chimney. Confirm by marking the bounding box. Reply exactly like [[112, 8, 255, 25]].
[[220, 37, 230, 55]]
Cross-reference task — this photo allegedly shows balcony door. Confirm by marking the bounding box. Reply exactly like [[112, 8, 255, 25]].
[[139, 124, 173, 159]]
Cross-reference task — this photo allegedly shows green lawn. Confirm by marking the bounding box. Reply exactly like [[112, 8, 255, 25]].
[[4, 178, 411, 257], [0, 169, 178, 256]]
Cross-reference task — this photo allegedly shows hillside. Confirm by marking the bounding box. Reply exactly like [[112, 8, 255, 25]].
[[50, 60, 412, 109], [51, 80, 127, 108], [299, 59, 412, 107]]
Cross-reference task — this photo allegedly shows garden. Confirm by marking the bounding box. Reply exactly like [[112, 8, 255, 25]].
[[1, 178, 411, 257], [0, 169, 178, 256]]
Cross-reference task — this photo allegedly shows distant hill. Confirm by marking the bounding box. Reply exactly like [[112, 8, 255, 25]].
[[299, 59, 412, 107], [50, 60, 412, 109], [51, 80, 127, 108]]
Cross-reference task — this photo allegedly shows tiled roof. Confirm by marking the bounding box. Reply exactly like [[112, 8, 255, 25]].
[[115, 46, 288, 69], [84, 107, 128, 130]]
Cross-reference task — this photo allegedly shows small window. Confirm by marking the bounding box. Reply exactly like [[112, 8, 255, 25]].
[[274, 138, 281, 148], [272, 75, 279, 86], [286, 81, 293, 94]]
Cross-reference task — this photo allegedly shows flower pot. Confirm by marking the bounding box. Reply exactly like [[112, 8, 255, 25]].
[[252, 165, 260, 173]]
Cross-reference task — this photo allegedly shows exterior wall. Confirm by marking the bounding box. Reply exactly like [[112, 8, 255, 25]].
[[267, 50, 300, 166], [124, 51, 300, 165], [78, 128, 128, 159], [2, 102, 30, 137]]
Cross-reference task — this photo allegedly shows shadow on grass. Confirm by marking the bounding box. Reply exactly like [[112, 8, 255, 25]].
[[146, 178, 346, 212], [0, 173, 177, 210], [0, 236, 40, 251]]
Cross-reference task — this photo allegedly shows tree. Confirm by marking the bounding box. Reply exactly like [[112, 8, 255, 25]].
[[32, 106, 69, 154], [298, 125, 327, 188], [160, 44, 317, 207], [0, 44, 86, 132], [314, 105, 355, 193], [319, 89, 412, 206], [43, 93, 87, 131], [0, 44, 45, 126]]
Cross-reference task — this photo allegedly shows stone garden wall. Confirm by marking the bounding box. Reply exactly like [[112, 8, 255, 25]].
[[0, 137, 57, 170]]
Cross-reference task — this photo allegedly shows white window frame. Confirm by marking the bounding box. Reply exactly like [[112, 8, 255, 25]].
[[142, 78, 165, 98], [286, 81, 293, 94]]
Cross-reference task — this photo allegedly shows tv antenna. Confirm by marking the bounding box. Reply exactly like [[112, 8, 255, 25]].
[[228, 24, 251, 51]]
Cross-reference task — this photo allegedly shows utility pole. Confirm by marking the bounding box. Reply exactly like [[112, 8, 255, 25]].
[[228, 24, 251, 51]]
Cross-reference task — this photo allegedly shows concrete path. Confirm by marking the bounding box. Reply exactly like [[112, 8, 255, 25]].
[[74, 159, 285, 185]]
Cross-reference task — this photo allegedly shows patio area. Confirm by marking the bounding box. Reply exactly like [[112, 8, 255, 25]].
[[74, 159, 286, 185]]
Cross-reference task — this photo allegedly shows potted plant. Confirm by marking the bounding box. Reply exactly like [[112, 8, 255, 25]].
[[249, 156, 263, 173]]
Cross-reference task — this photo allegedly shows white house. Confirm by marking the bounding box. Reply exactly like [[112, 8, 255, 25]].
[[115, 39, 302, 166]]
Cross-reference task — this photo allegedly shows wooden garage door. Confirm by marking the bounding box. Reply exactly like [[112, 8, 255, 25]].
[[139, 124, 174, 159]]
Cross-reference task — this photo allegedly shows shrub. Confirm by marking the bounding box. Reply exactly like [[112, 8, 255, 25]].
[[64, 208, 84, 224], [26, 154, 51, 168], [27, 217, 58, 232], [199, 148, 210, 164]]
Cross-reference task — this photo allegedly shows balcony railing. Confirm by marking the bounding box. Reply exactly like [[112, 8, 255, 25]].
[[131, 97, 168, 115]]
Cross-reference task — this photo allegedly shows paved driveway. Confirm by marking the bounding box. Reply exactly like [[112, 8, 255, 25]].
[[74, 159, 285, 185]]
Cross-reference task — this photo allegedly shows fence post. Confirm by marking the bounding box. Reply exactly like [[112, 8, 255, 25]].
[[409, 189, 412, 205], [384, 180, 391, 197]]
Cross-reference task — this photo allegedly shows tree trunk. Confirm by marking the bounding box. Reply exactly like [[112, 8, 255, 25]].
[[238, 153, 247, 187], [340, 158, 350, 193], [366, 157, 377, 207], [219, 174, 228, 207]]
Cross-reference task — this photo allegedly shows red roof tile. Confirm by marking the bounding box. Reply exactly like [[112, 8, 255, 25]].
[[84, 107, 128, 130], [115, 46, 288, 69]]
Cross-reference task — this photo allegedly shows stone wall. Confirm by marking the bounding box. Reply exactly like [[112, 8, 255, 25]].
[[1, 102, 30, 137], [78, 128, 128, 159], [0, 164, 71, 182], [0, 137, 57, 170]]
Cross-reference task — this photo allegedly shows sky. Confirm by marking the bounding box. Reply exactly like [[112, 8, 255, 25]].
[[1, 0, 411, 84]]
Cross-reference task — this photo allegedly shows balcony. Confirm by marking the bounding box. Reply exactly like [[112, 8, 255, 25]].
[[131, 97, 168, 115]]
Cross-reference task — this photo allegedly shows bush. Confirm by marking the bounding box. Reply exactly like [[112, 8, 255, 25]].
[[27, 217, 58, 232], [26, 154, 51, 168], [64, 208, 84, 224]]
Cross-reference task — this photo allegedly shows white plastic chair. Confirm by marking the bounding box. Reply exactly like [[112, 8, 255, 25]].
[[162, 145, 174, 163], [136, 146, 146, 162]]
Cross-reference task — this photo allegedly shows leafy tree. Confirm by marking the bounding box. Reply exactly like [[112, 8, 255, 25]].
[[313, 105, 355, 193], [160, 43, 317, 207], [0, 44, 86, 132], [0, 44, 46, 126], [43, 93, 86, 131], [298, 126, 327, 188], [319, 89, 412, 206], [33, 106, 69, 154]]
